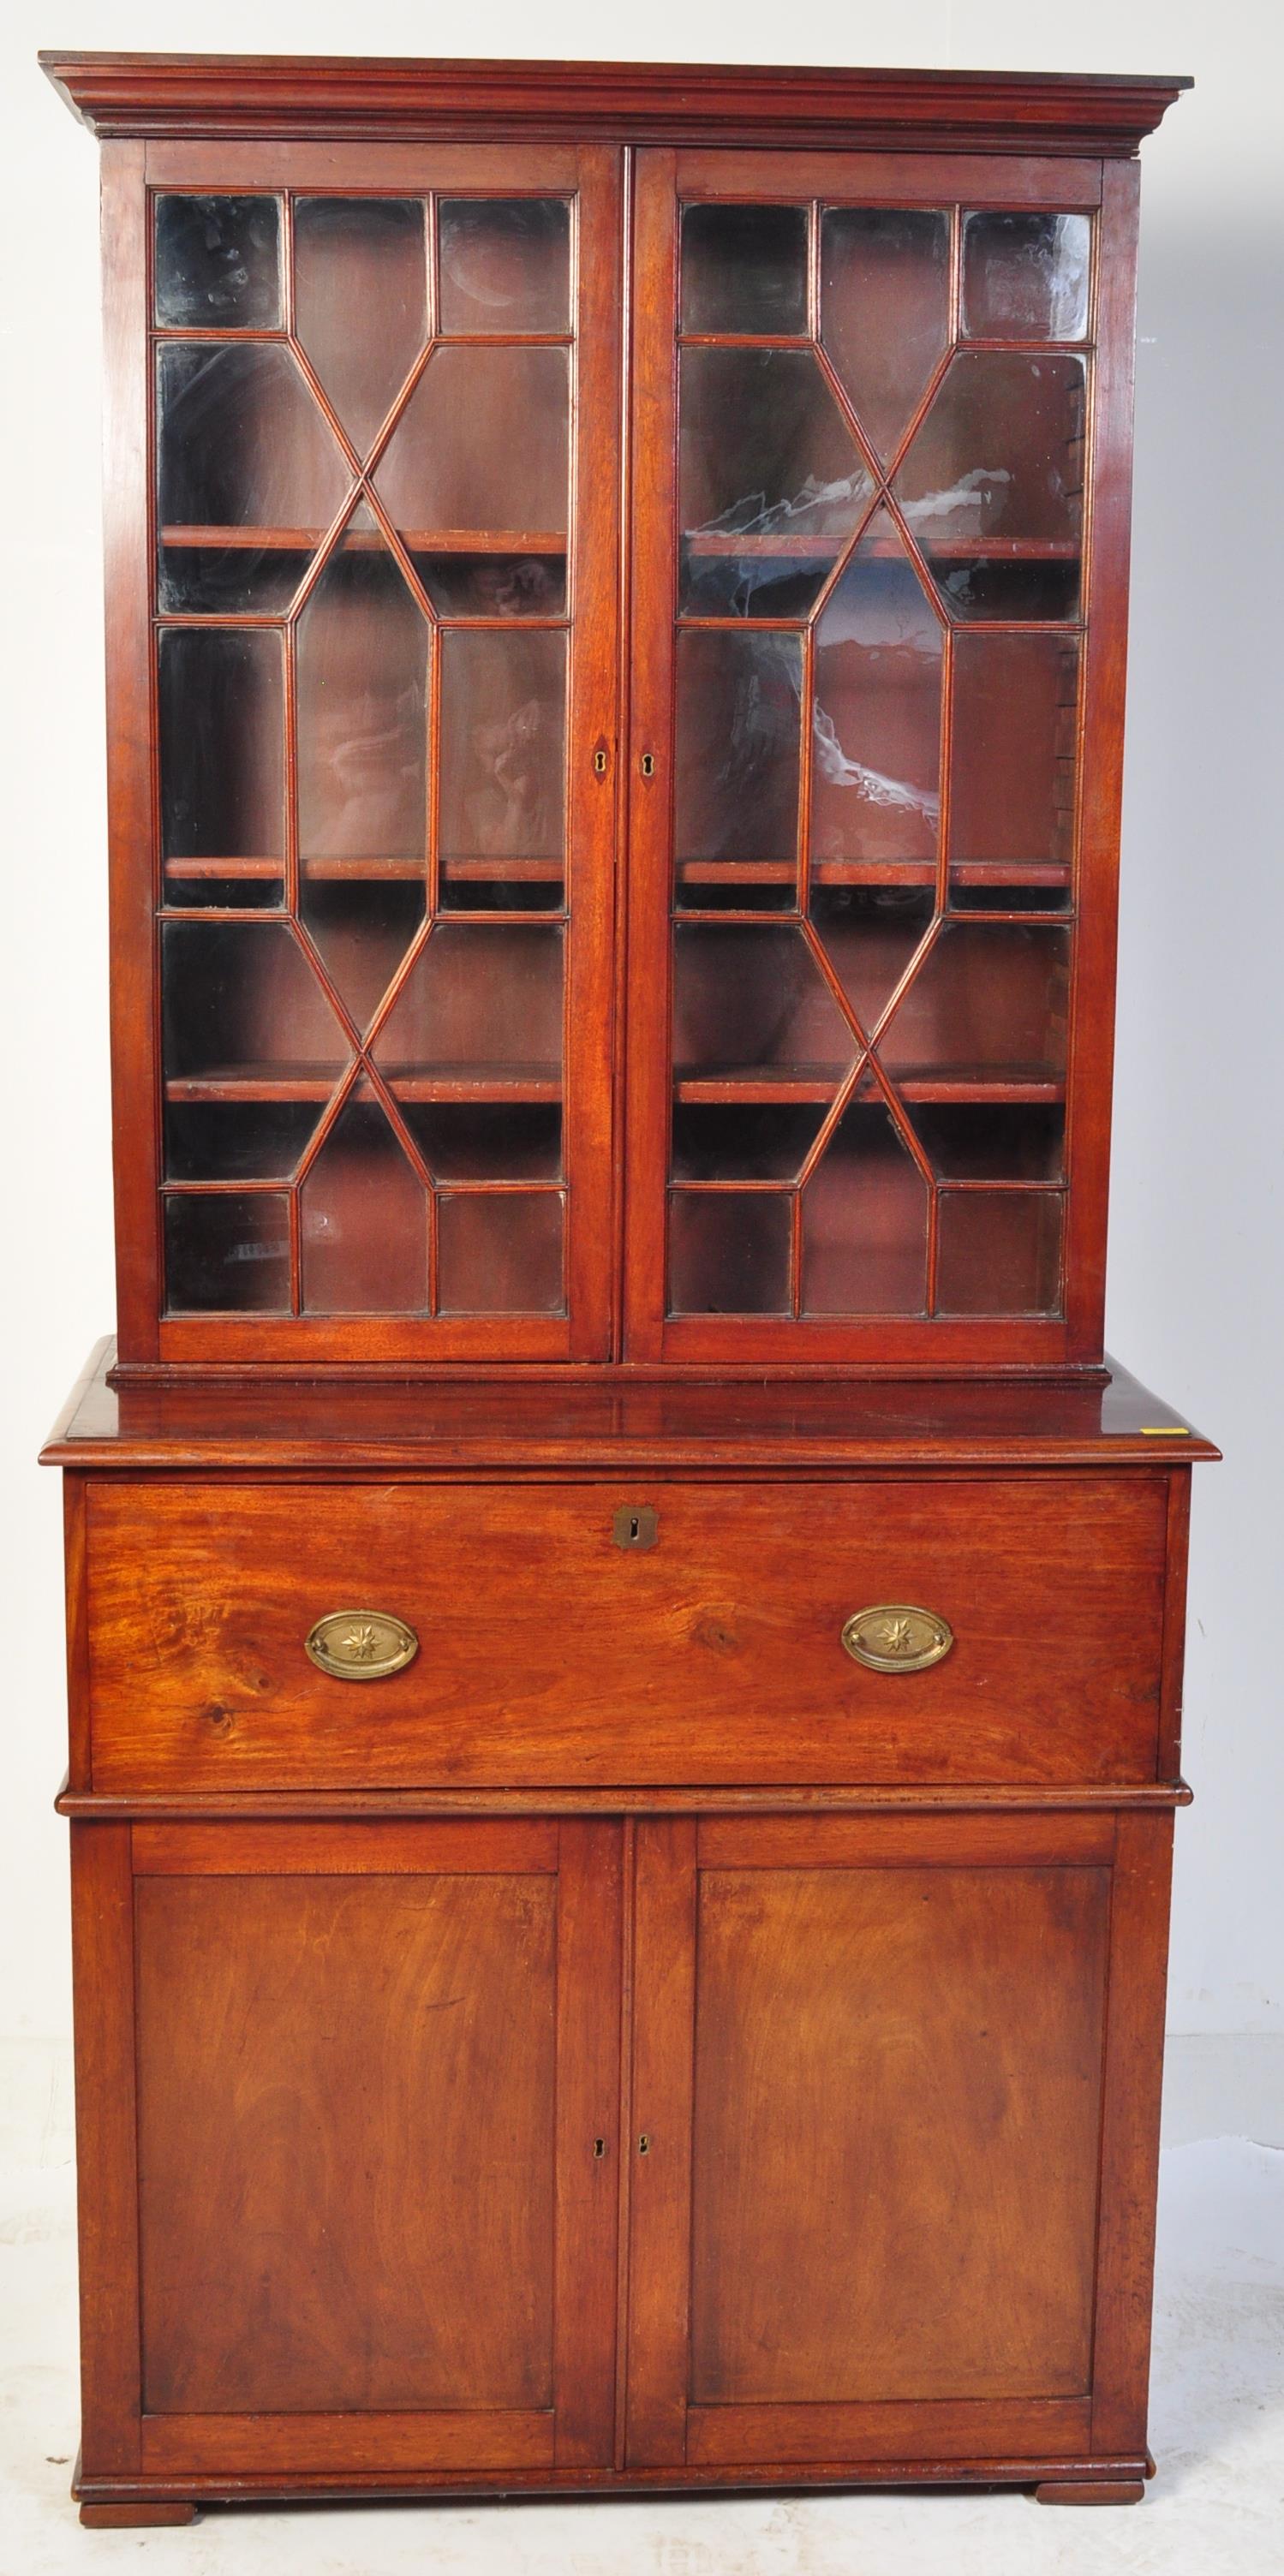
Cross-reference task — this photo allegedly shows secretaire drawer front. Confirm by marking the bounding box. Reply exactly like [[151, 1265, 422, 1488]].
[[85, 1476, 1168, 1790]]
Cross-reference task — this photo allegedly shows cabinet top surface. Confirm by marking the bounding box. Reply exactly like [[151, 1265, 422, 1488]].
[[40, 52, 1191, 154], [42, 1339, 1216, 1472]]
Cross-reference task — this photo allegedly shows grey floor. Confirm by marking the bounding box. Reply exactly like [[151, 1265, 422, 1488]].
[[3, 2034, 1281, 2573]]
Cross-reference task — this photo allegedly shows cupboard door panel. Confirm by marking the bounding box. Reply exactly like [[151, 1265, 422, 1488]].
[[690, 1861, 1107, 2405], [627, 1812, 1167, 2473], [119, 1818, 620, 2472]]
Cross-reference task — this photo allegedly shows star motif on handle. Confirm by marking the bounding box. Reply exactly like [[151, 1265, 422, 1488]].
[[343, 1623, 380, 1662], [881, 1617, 916, 1656]]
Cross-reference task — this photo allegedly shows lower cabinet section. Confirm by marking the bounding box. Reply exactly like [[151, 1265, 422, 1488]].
[[74, 1818, 622, 2482], [70, 1804, 1173, 2501]]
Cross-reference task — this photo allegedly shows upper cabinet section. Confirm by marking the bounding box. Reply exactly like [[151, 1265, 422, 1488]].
[[105, 140, 622, 1367], [45, 57, 1188, 1374], [624, 152, 1113, 1368]]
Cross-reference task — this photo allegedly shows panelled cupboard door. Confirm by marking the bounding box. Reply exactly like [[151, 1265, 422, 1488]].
[[114, 143, 621, 1367], [70, 1819, 622, 2483], [624, 147, 1135, 1369], [625, 1813, 1172, 2473]]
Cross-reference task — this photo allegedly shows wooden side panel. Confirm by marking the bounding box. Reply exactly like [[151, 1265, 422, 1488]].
[[1090, 1808, 1174, 2454], [63, 1475, 92, 1790], [85, 1472, 1169, 1790], [1064, 158, 1141, 1363], [100, 141, 159, 1363], [69, 1825, 142, 2477], [1158, 1469, 1192, 1780]]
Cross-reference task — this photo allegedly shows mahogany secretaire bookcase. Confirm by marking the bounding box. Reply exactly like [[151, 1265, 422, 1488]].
[[39, 51, 1216, 2528]]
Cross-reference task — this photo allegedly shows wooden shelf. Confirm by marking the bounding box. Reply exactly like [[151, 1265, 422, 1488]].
[[160, 526, 568, 555], [683, 531, 1079, 561], [676, 860, 1071, 890], [166, 1066, 563, 1105], [164, 858, 284, 880], [674, 1066, 1065, 1106], [441, 859, 564, 882], [164, 857, 564, 885]]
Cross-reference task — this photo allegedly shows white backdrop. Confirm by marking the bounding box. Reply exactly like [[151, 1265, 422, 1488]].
[[3, 0, 1279, 2042]]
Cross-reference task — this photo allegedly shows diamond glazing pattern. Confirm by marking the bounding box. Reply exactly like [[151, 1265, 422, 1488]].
[[669, 194, 1089, 1320], [153, 193, 573, 1316]]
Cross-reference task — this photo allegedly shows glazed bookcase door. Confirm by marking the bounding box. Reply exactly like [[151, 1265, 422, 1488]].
[[624, 150, 1135, 1368], [116, 144, 619, 1364]]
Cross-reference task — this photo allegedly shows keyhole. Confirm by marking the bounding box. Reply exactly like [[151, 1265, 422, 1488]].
[[593, 2138, 606, 2160], [638, 2134, 651, 2155], [640, 751, 655, 778]]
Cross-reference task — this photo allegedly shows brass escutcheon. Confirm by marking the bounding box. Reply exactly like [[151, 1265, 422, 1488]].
[[840, 1604, 953, 1674], [305, 1610, 419, 1681]]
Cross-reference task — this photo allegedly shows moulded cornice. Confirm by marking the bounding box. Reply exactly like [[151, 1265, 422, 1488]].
[[39, 52, 1191, 158]]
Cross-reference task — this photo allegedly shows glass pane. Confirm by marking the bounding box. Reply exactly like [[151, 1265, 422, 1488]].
[[161, 921, 349, 1083], [679, 348, 873, 617], [680, 204, 808, 335], [373, 924, 564, 1080], [437, 1192, 564, 1313], [820, 207, 950, 463], [895, 352, 1086, 622], [296, 525, 429, 1029], [400, 1103, 561, 1180], [672, 926, 853, 1080], [154, 195, 280, 329], [936, 1190, 1063, 1314], [675, 873, 796, 915], [157, 343, 350, 528], [159, 631, 284, 888], [294, 198, 427, 455], [910, 1103, 1064, 1184], [439, 630, 566, 865], [674, 632, 801, 871], [950, 633, 1078, 901], [878, 923, 1070, 1084], [299, 883, 424, 1040], [963, 212, 1090, 343], [672, 1103, 823, 1182], [164, 1100, 321, 1184], [415, 552, 566, 619], [810, 508, 942, 868], [301, 1098, 427, 1312], [158, 540, 313, 617], [377, 347, 569, 540], [801, 1100, 929, 1315], [668, 1193, 791, 1314], [439, 869, 564, 914], [809, 890, 935, 1042], [164, 1192, 290, 1313], [297, 534, 429, 864], [439, 200, 570, 335]]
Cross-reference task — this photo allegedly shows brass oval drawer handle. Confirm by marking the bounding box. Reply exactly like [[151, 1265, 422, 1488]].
[[840, 1604, 953, 1674], [305, 1611, 419, 1681]]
